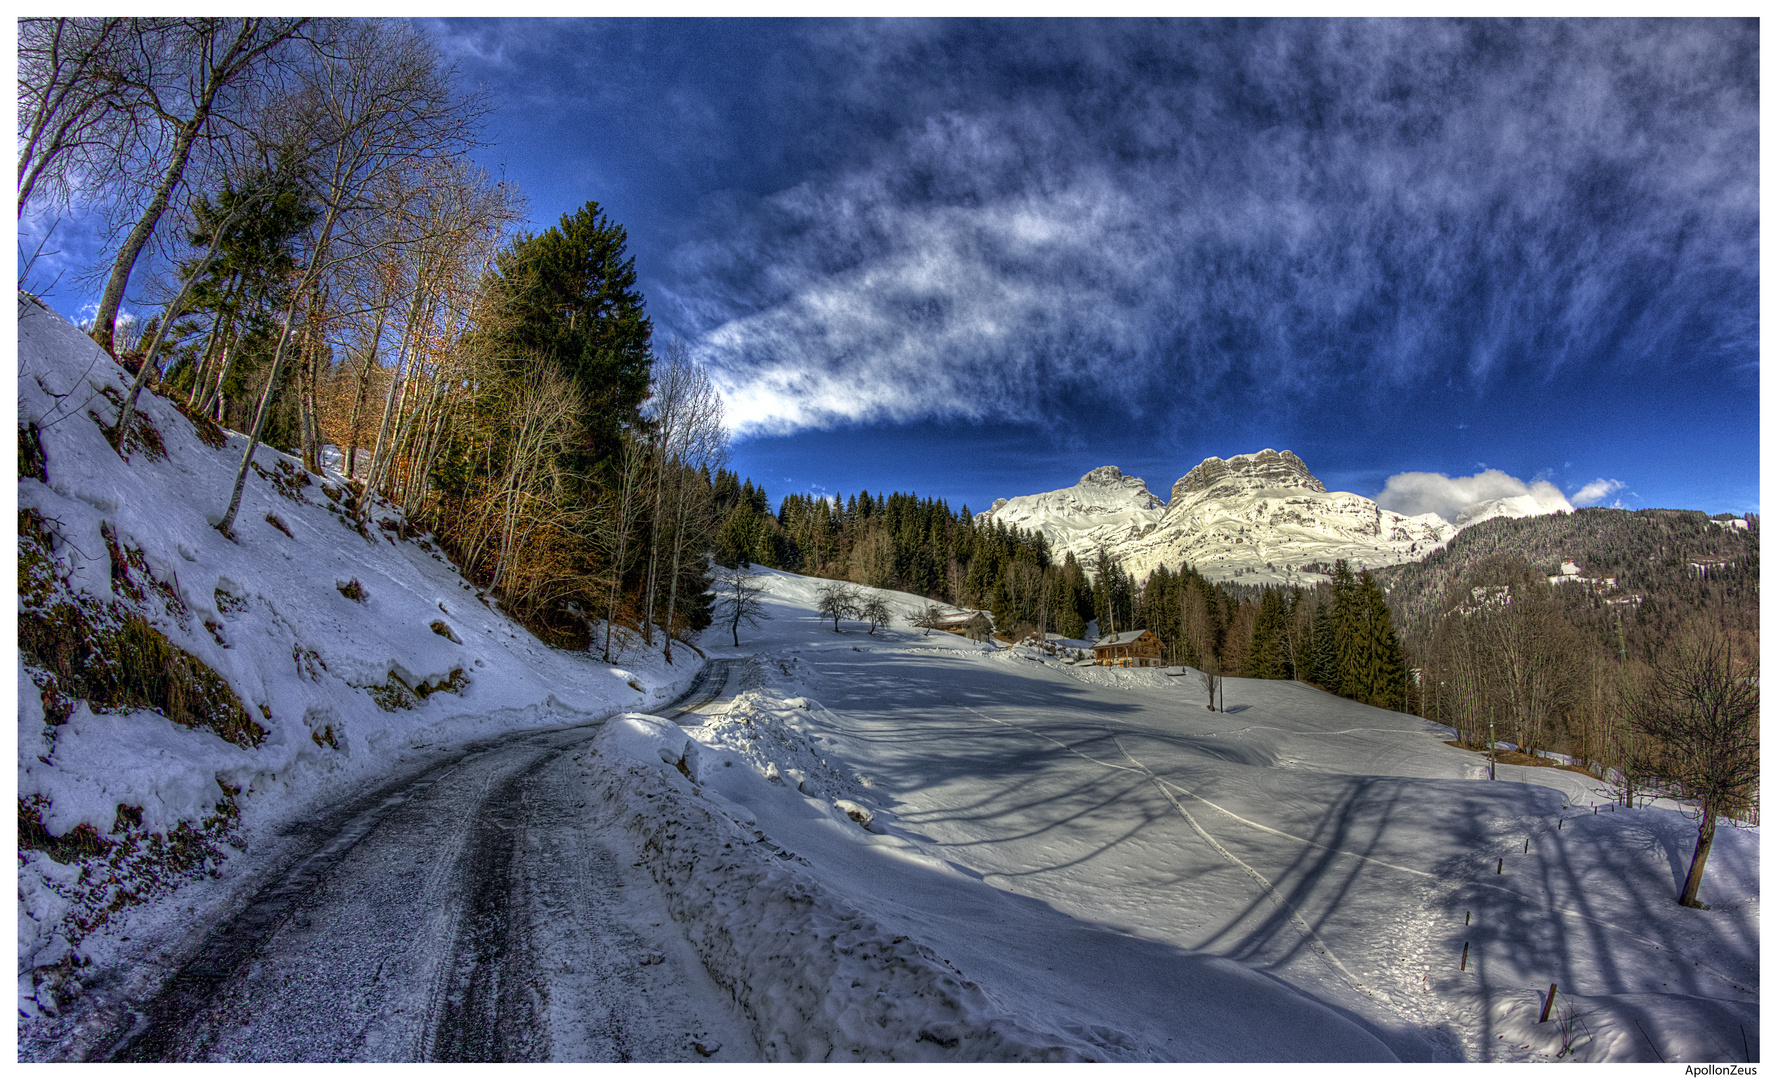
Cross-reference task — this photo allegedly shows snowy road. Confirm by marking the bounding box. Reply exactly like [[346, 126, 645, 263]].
[[87, 660, 754, 1063]]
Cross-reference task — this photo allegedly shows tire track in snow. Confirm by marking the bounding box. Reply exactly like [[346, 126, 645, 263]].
[[1111, 737, 1373, 1000]]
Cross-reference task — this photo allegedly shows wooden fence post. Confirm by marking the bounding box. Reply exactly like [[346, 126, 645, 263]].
[[1539, 983, 1558, 1023]]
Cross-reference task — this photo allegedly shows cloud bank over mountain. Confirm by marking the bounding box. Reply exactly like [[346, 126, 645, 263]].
[[1376, 469, 1572, 525]]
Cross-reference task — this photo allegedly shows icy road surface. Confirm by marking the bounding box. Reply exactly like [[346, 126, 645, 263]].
[[86, 662, 755, 1063]]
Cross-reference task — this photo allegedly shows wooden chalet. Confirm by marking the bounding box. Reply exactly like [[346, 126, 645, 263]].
[[1091, 629, 1164, 667]]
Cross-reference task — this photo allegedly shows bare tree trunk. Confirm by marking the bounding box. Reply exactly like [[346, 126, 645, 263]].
[[217, 304, 298, 535], [343, 316, 385, 479], [186, 300, 230, 407], [602, 436, 645, 662], [1678, 808, 1716, 908], [95, 20, 301, 352], [203, 325, 239, 420], [297, 317, 323, 473], [359, 280, 427, 507]]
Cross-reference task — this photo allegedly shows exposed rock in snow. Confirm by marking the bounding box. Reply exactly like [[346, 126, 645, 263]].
[[1170, 449, 1326, 500]]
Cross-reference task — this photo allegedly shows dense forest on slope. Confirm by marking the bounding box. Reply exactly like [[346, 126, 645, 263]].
[[1374, 507, 1759, 643], [724, 486, 1758, 810]]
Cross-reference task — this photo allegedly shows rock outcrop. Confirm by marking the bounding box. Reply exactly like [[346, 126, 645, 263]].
[[1170, 450, 1326, 501]]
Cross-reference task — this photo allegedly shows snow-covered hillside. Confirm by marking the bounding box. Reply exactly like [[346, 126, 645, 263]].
[[980, 449, 1456, 584], [604, 566, 1758, 1061], [16, 293, 699, 1017]]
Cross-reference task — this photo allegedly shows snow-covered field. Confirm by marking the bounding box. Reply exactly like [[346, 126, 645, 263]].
[[16, 293, 701, 1031], [600, 567, 1758, 1061]]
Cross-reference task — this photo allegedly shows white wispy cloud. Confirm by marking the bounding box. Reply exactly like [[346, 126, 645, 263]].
[[1569, 478, 1627, 507], [660, 20, 1754, 437], [1376, 469, 1573, 524]]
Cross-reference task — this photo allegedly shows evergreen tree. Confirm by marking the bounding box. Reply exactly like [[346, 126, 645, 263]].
[[1310, 595, 1341, 694], [481, 201, 652, 470], [1331, 560, 1361, 695], [1247, 587, 1291, 679]]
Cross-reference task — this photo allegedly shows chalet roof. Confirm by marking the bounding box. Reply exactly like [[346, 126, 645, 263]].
[[1092, 630, 1153, 648]]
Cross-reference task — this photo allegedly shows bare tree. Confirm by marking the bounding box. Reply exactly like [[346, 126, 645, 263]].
[[914, 603, 946, 636], [483, 360, 584, 594], [714, 563, 771, 647], [86, 18, 308, 355], [1196, 653, 1221, 711], [594, 434, 649, 661], [654, 345, 729, 663], [816, 581, 861, 632], [963, 612, 993, 644], [354, 156, 516, 508], [860, 595, 892, 634], [1638, 623, 1758, 908], [17, 18, 131, 217], [218, 20, 478, 536]]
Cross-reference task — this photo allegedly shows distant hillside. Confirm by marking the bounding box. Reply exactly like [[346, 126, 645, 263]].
[[1374, 506, 1759, 647]]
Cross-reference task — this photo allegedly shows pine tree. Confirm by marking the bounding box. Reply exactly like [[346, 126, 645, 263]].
[[1331, 560, 1361, 696], [1247, 587, 1290, 679], [1310, 596, 1341, 694], [482, 201, 653, 471]]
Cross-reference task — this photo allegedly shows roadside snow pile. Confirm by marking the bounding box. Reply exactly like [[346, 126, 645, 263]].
[[687, 658, 879, 808], [588, 712, 1087, 1061], [16, 292, 696, 1015]]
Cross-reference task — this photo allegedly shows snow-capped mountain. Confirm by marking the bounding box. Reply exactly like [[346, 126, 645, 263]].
[[1452, 491, 1572, 529], [980, 450, 1456, 585], [976, 465, 1167, 560]]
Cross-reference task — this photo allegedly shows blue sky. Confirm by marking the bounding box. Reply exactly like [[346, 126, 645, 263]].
[[30, 19, 1761, 519]]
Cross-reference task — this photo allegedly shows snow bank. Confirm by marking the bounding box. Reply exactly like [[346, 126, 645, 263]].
[[16, 293, 699, 1016], [588, 711, 1089, 1061]]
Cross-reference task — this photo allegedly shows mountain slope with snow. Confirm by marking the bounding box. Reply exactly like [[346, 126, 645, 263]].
[[980, 449, 1455, 584], [975, 465, 1166, 561], [16, 293, 699, 1020]]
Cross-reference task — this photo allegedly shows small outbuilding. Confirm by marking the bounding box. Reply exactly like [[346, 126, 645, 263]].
[[1091, 629, 1165, 667]]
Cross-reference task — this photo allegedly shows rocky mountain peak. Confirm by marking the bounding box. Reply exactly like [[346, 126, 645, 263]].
[[1171, 449, 1326, 502], [1079, 465, 1127, 486]]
